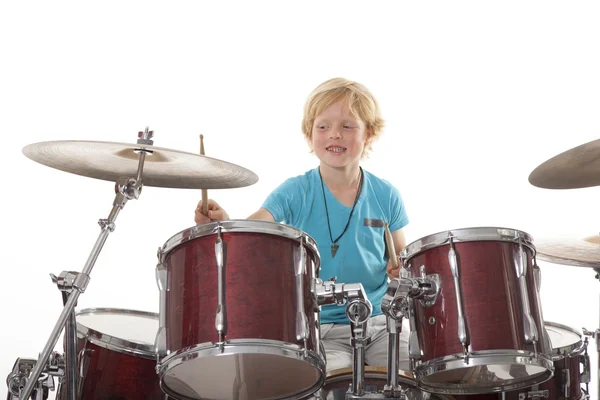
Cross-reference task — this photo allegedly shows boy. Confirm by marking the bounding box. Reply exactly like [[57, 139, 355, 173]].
[[195, 77, 410, 372]]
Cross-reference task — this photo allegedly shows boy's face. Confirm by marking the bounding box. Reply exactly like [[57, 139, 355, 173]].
[[310, 101, 368, 170]]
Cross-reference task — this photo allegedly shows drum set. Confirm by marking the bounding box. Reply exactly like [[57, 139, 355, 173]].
[[5, 129, 599, 399]]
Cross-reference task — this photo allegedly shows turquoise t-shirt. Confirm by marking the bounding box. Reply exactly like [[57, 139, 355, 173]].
[[261, 168, 409, 324]]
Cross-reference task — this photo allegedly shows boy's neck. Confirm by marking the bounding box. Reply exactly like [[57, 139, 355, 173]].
[[319, 164, 362, 192]]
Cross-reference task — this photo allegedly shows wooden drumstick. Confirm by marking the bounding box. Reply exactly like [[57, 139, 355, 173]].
[[200, 134, 208, 216], [384, 222, 399, 269]]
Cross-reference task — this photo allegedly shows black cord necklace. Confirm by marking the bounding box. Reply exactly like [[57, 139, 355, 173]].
[[319, 167, 364, 258]]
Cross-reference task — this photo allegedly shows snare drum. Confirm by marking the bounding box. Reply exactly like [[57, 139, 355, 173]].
[[156, 220, 325, 400], [453, 322, 590, 399], [305, 367, 455, 399], [401, 227, 553, 394], [57, 308, 166, 400]]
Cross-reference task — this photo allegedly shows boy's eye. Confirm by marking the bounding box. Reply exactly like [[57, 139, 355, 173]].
[[344, 125, 355, 129]]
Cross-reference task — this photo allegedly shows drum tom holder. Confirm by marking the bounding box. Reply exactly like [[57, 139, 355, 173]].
[[9, 129, 154, 400], [314, 268, 441, 400]]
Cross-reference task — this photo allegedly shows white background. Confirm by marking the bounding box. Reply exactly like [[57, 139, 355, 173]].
[[1, 1, 599, 399]]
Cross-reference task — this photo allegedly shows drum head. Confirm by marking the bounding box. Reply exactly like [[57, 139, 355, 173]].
[[76, 308, 158, 358], [162, 350, 322, 400], [546, 322, 582, 355]]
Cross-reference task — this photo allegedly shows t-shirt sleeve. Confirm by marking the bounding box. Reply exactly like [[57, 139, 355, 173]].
[[389, 185, 409, 232], [261, 178, 302, 224]]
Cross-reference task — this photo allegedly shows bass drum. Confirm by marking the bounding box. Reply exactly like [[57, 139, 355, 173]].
[[304, 366, 455, 400]]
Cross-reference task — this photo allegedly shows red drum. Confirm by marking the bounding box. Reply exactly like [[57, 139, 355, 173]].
[[401, 227, 554, 395], [304, 367, 455, 399], [453, 322, 590, 399], [156, 220, 325, 400], [57, 308, 167, 400]]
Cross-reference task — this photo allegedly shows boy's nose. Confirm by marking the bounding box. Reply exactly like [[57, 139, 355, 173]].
[[329, 129, 342, 139]]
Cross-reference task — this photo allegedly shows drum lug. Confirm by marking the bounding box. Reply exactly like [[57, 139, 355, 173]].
[[214, 227, 228, 344], [155, 259, 169, 358], [514, 239, 539, 345], [580, 337, 591, 384], [448, 236, 471, 355], [295, 237, 310, 345]]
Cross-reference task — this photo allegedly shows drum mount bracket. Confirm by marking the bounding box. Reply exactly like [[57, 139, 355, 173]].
[[6, 354, 64, 400]]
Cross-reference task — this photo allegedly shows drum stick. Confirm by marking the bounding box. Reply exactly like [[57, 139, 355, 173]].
[[384, 222, 399, 269], [200, 134, 208, 216]]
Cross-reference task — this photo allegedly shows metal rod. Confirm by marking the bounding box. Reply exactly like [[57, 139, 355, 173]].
[[63, 294, 78, 400], [386, 316, 400, 391]]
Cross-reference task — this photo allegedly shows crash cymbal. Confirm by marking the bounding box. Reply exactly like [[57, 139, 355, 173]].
[[23, 140, 258, 189], [535, 235, 600, 268], [529, 138, 600, 189]]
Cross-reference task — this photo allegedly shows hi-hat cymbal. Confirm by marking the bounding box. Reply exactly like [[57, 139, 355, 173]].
[[535, 235, 600, 268], [529, 138, 600, 189], [23, 140, 259, 189]]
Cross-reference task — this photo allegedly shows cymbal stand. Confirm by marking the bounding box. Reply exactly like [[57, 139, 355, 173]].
[[16, 128, 154, 400], [582, 267, 600, 400]]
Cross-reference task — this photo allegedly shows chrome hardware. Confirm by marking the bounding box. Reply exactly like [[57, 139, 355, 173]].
[[560, 368, 570, 398], [348, 296, 372, 397], [381, 276, 440, 398], [428, 316, 435, 325], [518, 389, 549, 399], [295, 236, 310, 346], [532, 261, 552, 352], [408, 298, 421, 360], [314, 277, 368, 308], [418, 265, 440, 307], [515, 240, 538, 344], [137, 127, 154, 145], [155, 259, 168, 358], [214, 226, 228, 345], [448, 236, 470, 355], [7, 354, 65, 400]]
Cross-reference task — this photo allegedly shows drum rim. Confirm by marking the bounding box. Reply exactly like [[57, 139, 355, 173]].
[[322, 367, 456, 399], [545, 321, 585, 357], [76, 307, 158, 358], [401, 226, 534, 261], [413, 350, 554, 395], [157, 339, 325, 400], [160, 220, 320, 267]]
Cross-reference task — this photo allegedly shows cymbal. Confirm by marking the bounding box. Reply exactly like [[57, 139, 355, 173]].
[[23, 140, 259, 189], [529, 138, 600, 189], [535, 235, 600, 268]]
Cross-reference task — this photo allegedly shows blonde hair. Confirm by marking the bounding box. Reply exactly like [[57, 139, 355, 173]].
[[301, 77, 385, 158]]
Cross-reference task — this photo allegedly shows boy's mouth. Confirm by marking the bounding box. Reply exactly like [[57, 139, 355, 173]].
[[326, 146, 346, 153]]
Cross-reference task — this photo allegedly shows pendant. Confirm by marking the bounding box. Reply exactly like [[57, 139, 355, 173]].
[[331, 243, 339, 258]]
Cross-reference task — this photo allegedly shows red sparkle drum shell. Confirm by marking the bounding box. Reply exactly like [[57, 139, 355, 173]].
[[453, 322, 588, 400], [156, 220, 325, 400], [57, 308, 167, 400], [303, 367, 456, 399], [402, 227, 553, 394]]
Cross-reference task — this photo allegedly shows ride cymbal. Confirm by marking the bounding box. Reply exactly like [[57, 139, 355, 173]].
[[23, 140, 258, 189], [529, 138, 600, 189], [535, 235, 600, 268]]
